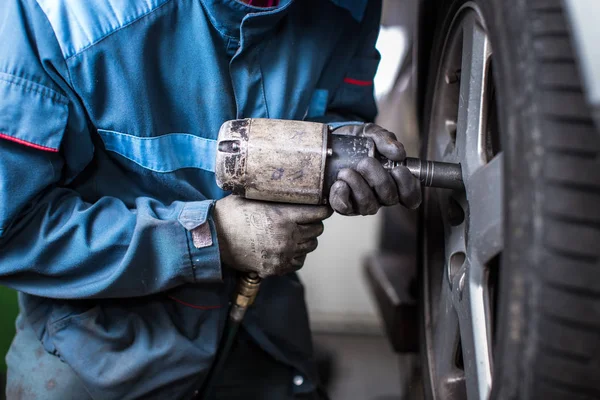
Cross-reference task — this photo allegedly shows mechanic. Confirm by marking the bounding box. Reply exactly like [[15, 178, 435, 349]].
[[0, 0, 421, 398]]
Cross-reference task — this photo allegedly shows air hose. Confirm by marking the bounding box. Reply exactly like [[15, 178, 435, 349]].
[[197, 272, 262, 399]]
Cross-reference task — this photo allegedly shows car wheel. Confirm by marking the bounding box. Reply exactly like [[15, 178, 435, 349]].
[[419, 0, 600, 399]]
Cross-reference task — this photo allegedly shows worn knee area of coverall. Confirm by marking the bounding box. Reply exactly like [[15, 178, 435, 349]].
[[6, 314, 323, 400], [5, 314, 91, 400]]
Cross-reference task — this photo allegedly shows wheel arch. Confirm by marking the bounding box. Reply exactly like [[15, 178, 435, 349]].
[[415, 0, 446, 131], [563, 0, 600, 131]]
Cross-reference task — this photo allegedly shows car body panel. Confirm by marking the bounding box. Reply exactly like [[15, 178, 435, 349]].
[[564, 0, 600, 128]]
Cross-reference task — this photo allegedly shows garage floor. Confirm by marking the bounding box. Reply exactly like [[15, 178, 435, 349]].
[[314, 334, 420, 400]]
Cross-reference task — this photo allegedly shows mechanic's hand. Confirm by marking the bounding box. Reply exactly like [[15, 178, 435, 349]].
[[329, 123, 422, 215], [212, 195, 333, 278]]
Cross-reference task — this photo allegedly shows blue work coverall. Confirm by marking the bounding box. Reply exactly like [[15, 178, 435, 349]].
[[0, 0, 381, 398]]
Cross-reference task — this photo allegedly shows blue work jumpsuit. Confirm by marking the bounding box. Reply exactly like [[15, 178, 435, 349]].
[[0, 0, 381, 398]]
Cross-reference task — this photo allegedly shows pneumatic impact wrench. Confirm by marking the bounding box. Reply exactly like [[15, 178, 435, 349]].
[[199, 118, 464, 398], [216, 118, 464, 204]]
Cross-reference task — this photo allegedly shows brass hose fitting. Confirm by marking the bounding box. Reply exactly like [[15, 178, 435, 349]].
[[229, 272, 262, 323]]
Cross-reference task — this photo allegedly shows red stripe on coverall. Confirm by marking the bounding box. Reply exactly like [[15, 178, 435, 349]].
[[343, 77, 373, 86], [168, 296, 222, 310], [0, 132, 59, 152]]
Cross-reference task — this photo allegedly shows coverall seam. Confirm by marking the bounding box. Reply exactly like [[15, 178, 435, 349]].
[[167, 295, 222, 310], [0, 74, 68, 105], [62, 0, 176, 61], [98, 128, 216, 143], [257, 41, 272, 119], [32, 0, 76, 88], [185, 228, 198, 283]]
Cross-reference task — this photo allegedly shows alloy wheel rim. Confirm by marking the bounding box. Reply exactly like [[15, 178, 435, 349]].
[[422, 3, 504, 400]]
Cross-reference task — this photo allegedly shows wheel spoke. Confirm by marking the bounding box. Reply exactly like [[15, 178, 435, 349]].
[[453, 261, 492, 400], [433, 280, 467, 399], [456, 153, 503, 400], [467, 153, 504, 264], [455, 13, 491, 179]]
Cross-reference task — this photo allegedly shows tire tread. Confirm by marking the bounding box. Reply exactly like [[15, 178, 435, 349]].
[[537, 61, 581, 89], [535, 376, 600, 400], [537, 315, 599, 359], [526, 1, 600, 398], [528, 0, 563, 12]]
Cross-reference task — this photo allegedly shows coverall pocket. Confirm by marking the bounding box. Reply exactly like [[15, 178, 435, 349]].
[[334, 57, 380, 113], [48, 304, 102, 333], [0, 72, 68, 153]]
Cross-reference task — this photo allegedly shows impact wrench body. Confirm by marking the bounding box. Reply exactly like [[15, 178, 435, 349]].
[[215, 118, 464, 207]]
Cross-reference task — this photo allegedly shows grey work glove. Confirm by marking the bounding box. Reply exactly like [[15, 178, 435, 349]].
[[329, 123, 422, 215], [213, 195, 333, 278]]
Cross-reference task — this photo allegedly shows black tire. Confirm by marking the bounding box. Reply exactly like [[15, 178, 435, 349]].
[[419, 0, 600, 399]]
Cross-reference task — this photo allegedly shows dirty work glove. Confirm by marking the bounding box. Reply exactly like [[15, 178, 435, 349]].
[[329, 123, 422, 216], [212, 195, 333, 278]]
